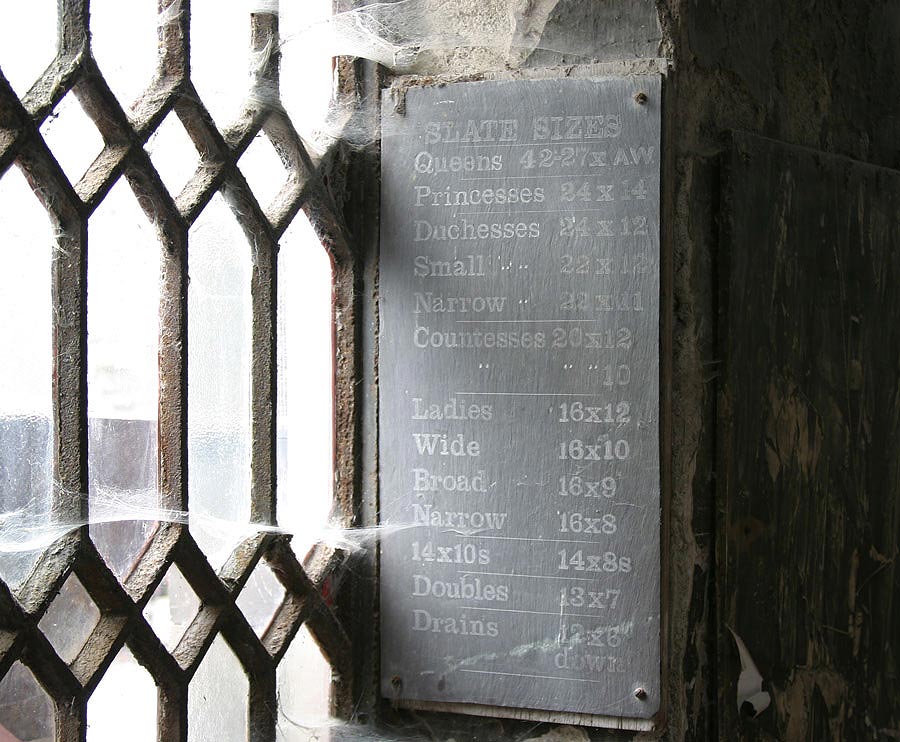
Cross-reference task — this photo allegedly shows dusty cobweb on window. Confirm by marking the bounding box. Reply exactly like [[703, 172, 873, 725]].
[[0, 167, 56, 593], [0, 0, 344, 739]]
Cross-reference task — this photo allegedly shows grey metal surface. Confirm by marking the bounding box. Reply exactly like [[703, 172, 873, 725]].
[[379, 77, 661, 719]]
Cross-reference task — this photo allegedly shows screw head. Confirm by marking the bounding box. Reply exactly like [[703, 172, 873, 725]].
[[634, 687, 648, 700], [634, 91, 648, 105]]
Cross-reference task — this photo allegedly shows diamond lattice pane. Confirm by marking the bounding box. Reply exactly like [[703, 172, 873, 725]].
[[188, 635, 248, 741], [87, 177, 161, 583], [86, 645, 156, 742], [143, 563, 200, 652], [39, 92, 105, 186], [38, 574, 100, 664], [236, 559, 285, 638], [238, 131, 289, 213], [0, 661, 55, 742], [145, 109, 201, 200], [187, 194, 252, 571], [0, 167, 56, 590]]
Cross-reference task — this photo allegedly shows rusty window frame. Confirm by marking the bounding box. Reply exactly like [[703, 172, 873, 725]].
[[0, 0, 362, 738]]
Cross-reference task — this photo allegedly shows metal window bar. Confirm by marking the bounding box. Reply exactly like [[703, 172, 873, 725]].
[[0, 0, 359, 739]]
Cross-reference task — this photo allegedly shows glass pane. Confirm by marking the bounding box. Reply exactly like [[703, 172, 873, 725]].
[[277, 212, 333, 559], [188, 635, 248, 742], [87, 178, 160, 582], [37, 574, 100, 664], [0, 661, 55, 742], [190, 0, 248, 130], [188, 194, 252, 570], [238, 132, 289, 212], [145, 111, 201, 200], [86, 646, 156, 742], [39, 92, 105, 185], [280, 0, 334, 151], [0, 1, 56, 97], [90, 0, 158, 110], [235, 560, 284, 638], [276, 626, 332, 741], [143, 563, 201, 652], [0, 167, 56, 589]]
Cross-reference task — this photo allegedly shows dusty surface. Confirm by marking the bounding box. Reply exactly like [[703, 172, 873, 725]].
[[718, 133, 900, 741]]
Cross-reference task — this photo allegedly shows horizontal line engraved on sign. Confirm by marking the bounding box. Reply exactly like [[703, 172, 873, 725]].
[[460, 174, 651, 181], [454, 391, 601, 397], [461, 606, 618, 620], [458, 669, 608, 685], [457, 208, 623, 214], [457, 570, 597, 583], [456, 142, 616, 149], [454, 319, 610, 324], [461, 534, 614, 545]]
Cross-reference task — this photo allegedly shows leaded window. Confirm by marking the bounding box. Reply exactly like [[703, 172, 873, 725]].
[[0, 1, 358, 738]]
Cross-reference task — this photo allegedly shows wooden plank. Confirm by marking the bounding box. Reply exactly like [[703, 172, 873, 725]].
[[378, 76, 662, 722], [719, 132, 900, 740]]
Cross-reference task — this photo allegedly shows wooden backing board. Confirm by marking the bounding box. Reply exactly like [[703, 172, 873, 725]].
[[719, 132, 900, 740]]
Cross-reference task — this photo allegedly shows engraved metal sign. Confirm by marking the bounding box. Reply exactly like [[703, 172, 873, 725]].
[[378, 76, 661, 721]]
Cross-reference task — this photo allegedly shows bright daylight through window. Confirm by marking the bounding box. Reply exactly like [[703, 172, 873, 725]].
[[0, 1, 345, 739]]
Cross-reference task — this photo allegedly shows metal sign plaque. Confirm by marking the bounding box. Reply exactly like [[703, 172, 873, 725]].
[[378, 76, 661, 720]]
